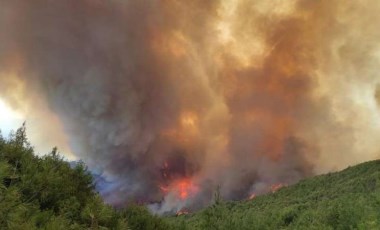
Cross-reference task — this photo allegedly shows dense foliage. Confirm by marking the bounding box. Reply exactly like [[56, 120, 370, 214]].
[[0, 125, 171, 229], [2, 125, 380, 229], [171, 160, 380, 229]]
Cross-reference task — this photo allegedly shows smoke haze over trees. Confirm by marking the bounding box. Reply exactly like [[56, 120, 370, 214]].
[[0, 0, 380, 212]]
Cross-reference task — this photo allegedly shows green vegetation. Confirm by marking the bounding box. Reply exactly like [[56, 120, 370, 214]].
[[170, 161, 380, 229], [2, 125, 380, 229], [0, 125, 172, 229]]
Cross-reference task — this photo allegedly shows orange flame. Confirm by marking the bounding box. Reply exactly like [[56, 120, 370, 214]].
[[271, 183, 287, 193], [159, 178, 199, 200]]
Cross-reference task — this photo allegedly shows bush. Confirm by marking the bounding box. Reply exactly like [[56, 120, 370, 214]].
[[0, 125, 168, 229]]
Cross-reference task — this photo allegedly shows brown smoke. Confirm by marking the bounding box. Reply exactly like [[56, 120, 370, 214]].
[[1, 0, 380, 212], [376, 85, 380, 106]]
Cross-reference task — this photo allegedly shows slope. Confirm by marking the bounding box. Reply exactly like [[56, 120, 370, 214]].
[[171, 160, 380, 229]]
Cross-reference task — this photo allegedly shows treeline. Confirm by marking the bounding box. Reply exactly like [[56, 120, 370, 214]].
[[0, 125, 173, 229], [170, 160, 380, 229], [4, 125, 380, 229]]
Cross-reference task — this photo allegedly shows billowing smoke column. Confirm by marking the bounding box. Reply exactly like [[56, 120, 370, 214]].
[[1, 0, 380, 213]]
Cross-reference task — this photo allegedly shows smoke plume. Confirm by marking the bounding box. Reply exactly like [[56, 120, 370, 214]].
[[1, 0, 380, 212]]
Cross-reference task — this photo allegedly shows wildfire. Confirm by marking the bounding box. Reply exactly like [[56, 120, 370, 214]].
[[248, 193, 256, 200], [271, 183, 287, 193], [176, 209, 189, 216], [159, 178, 199, 201]]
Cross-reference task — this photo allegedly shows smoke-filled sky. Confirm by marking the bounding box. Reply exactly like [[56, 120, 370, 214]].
[[1, 0, 380, 213]]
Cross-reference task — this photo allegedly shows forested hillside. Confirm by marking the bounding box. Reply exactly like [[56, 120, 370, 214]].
[[170, 160, 380, 229], [0, 125, 171, 229], [2, 125, 380, 229]]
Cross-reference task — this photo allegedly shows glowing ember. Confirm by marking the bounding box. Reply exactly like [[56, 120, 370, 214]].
[[271, 183, 287, 193], [176, 209, 189, 216], [248, 193, 256, 200], [159, 185, 170, 194]]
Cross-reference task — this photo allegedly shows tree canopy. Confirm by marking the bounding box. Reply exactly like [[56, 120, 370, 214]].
[[0, 125, 171, 229]]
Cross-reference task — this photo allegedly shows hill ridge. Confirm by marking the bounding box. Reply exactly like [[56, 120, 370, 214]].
[[170, 160, 380, 229]]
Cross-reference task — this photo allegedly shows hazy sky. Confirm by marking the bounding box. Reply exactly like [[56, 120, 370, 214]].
[[0, 99, 23, 135], [0, 97, 75, 159]]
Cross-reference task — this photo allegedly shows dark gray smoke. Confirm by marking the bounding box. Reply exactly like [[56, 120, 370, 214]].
[[1, 0, 380, 213]]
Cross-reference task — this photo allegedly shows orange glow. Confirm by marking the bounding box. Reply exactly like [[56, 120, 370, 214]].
[[175, 178, 199, 200], [271, 183, 286, 193], [159, 185, 170, 194], [181, 115, 196, 127], [4, 0, 380, 210], [159, 178, 199, 200], [248, 193, 256, 200], [176, 209, 189, 216], [150, 29, 188, 58], [159, 111, 200, 145], [180, 111, 198, 129]]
